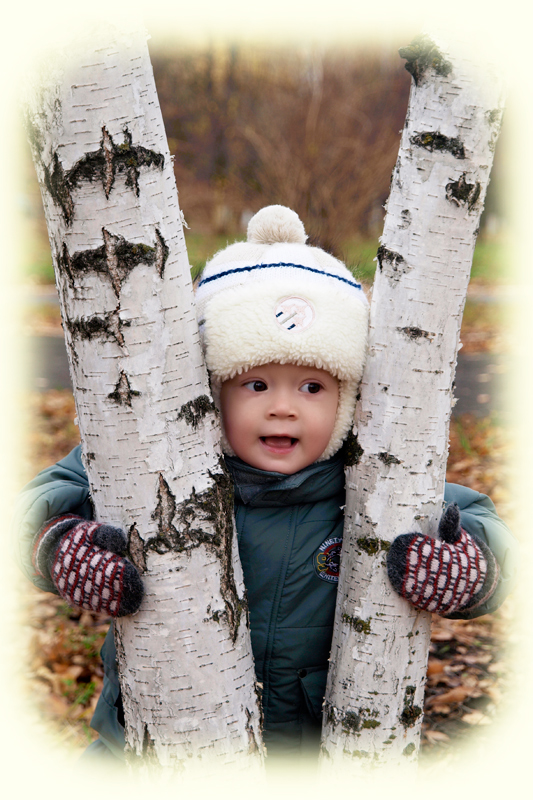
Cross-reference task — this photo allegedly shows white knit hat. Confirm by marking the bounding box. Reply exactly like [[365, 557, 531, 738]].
[[196, 205, 369, 460]]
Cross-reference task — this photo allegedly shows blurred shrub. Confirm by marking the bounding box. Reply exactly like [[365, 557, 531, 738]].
[[151, 44, 411, 254]]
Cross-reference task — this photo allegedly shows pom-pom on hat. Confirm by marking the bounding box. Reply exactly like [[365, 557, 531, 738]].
[[196, 205, 369, 461]]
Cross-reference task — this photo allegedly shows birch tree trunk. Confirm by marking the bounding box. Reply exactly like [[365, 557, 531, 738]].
[[320, 34, 504, 770], [23, 24, 264, 776]]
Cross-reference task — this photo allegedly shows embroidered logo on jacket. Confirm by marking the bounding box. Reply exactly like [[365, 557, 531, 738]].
[[315, 537, 342, 583]]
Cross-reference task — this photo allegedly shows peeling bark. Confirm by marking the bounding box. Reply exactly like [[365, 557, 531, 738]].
[[23, 24, 263, 776], [320, 34, 504, 771]]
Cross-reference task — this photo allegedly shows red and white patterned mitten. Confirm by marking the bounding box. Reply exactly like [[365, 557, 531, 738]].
[[32, 514, 143, 617], [386, 504, 500, 615]]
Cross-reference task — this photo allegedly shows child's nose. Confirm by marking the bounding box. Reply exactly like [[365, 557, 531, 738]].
[[268, 390, 297, 418]]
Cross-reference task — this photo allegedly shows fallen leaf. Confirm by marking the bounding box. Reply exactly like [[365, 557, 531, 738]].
[[462, 710, 492, 726], [424, 730, 450, 744], [63, 665, 85, 682], [430, 630, 454, 642], [426, 686, 474, 707], [43, 694, 71, 718], [461, 674, 481, 688], [485, 687, 502, 704], [30, 604, 59, 620], [461, 653, 493, 666], [427, 658, 453, 676], [427, 704, 451, 715], [449, 458, 477, 471]]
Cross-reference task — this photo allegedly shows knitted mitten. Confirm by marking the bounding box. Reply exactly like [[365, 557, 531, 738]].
[[32, 514, 144, 617], [386, 504, 500, 616]]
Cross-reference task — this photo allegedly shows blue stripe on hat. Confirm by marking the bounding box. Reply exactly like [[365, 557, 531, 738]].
[[198, 262, 363, 291]]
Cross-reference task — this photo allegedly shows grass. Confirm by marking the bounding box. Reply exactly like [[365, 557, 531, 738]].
[[23, 259, 56, 285], [469, 240, 514, 284], [341, 239, 380, 283], [185, 232, 242, 281]]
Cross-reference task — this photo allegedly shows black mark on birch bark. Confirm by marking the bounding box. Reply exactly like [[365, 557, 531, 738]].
[[342, 614, 372, 634], [403, 743, 416, 756], [58, 230, 168, 297], [154, 229, 169, 277], [108, 371, 141, 407], [343, 431, 364, 467], [245, 708, 261, 755], [66, 307, 128, 348], [486, 108, 503, 152], [147, 463, 244, 641], [151, 475, 179, 553], [69, 126, 165, 198], [44, 153, 74, 223], [357, 537, 391, 555], [398, 326, 435, 342], [413, 368, 443, 374], [198, 462, 244, 642], [254, 682, 265, 729], [487, 109, 502, 127], [324, 703, 380, 734], [378, 452, 402, 466], [400, 685, 422, 728], [446, 173, 481, 211], [128, 524, 146, 573], [177, 395, 216, 429], [376, 246, 410, 284], [411, 132, 465, 159], [399, 35, 452, 85], [390, 158, 402, 191], [141, 724, 159, 762], [43, 127, 164, 224], [341, 711, 361, 733], [399, 209, 412, 229]]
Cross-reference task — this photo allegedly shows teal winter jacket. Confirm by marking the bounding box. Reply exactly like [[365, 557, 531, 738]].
[[11, 445, 518, 759]]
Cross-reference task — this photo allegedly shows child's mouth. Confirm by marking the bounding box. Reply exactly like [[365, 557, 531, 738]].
[[260, 436, 298, 452]]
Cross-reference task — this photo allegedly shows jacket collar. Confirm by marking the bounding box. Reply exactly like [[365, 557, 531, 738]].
[[225, 453, 345, 507]]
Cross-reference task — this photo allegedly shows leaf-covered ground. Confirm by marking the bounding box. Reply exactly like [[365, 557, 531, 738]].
[[16, 386, 517, 763]]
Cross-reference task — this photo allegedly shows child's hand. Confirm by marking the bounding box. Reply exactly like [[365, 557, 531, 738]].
[[386, 504, 500, 616], [32, 515, 144, 617]]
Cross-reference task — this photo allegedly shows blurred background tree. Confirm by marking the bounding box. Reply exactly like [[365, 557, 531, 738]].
[[155, 44, 410, 247]]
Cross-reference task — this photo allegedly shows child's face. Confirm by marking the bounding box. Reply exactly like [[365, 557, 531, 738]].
[[220, 362, 339, 474]]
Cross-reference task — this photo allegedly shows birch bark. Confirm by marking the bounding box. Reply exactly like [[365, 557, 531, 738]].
[[23, 25, 264, 775], [320, 35, 504, 770]]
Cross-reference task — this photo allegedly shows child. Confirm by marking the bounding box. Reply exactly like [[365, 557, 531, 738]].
[[12, 205, 518, 763]]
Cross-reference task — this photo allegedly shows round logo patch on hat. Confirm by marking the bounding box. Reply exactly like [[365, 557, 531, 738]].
[[275, 296, 315, 333], [314, 536, 342, 583]]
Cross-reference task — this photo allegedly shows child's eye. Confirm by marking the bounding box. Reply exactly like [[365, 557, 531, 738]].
[[300, 382, 322, 394], [243, 380, 268, 392]]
